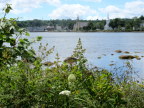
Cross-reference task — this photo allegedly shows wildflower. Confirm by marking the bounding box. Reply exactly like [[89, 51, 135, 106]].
[[59, 90, 71, 96], [68, 74, 76, 82]]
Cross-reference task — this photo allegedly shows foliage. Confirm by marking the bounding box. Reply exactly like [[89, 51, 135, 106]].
[[17, 19, 76, 30], [1, 36, 144, 107], [109, 17, 143, 31], [0, 4, 42, 66], [0, 4, 144, 108]]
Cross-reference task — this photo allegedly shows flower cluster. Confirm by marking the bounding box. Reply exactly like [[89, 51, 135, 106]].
[[59, 90, 71, 96], [68, 74, 76, 82]]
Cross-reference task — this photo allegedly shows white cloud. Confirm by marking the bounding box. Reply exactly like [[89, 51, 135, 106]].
[[7, 0, 61, 14], [125, 0, 144, 9], [0, 3, 5, 9], [44, 0, 61, 6], [64, 0, 102, 2], [99, 5, 121, 13], [124, 0, 144, 16], [48, 4, 97, 19], [84, 0, 102, 2], [2, 0, 143, 20], [99, 0, 144, 19]]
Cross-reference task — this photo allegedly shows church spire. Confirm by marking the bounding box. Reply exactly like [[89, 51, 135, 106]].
[[76, 15, 80, 31], [107, 13, 109, 20], [77, 15, 79, 21]]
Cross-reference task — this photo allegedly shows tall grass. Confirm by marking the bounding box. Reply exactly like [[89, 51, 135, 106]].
[[0, 4, 144, 108], [0, 39, 144, 108]]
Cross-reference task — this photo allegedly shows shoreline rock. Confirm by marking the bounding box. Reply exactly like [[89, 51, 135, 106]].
[[119, 55, 136, 59], [124, 51, 130, 54], [119, 55, 141, 60], [115, 50, 122, 53]]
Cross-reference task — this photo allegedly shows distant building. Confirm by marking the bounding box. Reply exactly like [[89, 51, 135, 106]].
[[73, 16, 88, 31], [56, 25, 62, 31], [140, 20, 144, 30], [46, 26, 55, 31], [121, 27, 125, 31], [104, 14, 112, 30], [140, 20, 144, 27]]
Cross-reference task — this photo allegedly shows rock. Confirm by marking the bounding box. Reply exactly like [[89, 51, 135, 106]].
[[124, 51, 130, 54], [109, 64, 115, 66], [136, 58, 141, 60], [97, 57, 102, 59], [119, 55, 136, 59], [115, 50, 122, 53], [43, 61, 54, 66], [111, 54, 114, 56], [135, 56, 141, 60], [64, 57, 77, 64]]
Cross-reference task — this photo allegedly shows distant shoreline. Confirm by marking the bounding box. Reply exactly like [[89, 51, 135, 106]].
[[29, 31, 144, 33]]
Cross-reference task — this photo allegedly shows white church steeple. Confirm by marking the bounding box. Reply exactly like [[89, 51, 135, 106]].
[[104, 13, 112, 30], [107, 13, 109, 20]]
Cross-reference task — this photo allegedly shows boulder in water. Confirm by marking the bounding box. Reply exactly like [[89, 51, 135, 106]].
[[64, 57, 77, 64], [109, 64, 115, 66], [119, 55, 136, 59], [115, 50, 122, 53], [43, 61, 54, 66], [124, 51, 130, 54]]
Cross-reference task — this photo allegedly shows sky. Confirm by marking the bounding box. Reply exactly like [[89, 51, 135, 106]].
[[0, 0, 144, 20]]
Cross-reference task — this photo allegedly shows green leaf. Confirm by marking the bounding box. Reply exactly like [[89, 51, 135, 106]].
[[10, 38, 16, 46], [4, 4, 12, 14], [19, 39, 25, 43], [25, 32, 30, 36], [36, 36, 42, 41]]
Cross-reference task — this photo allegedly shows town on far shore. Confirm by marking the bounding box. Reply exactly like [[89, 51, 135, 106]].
[[17, 15, 144, 32]]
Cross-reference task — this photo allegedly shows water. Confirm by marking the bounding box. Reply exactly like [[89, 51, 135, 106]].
[[29, 32, 144, 78]]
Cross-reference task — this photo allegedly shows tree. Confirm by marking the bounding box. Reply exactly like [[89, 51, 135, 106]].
[[0, 4, 42, 66], [133, 18, 141, 30], [125, 23, 132, 31], [140, 15, 144, 20], [109, 20, 116, 30], [109, 18, 122, 30]]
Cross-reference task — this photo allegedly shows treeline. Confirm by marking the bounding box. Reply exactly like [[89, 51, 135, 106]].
[[17, 19, 76, 30], [17, 15, 144, 31], [109, 16, 144, 31], [17, 19, 106, 31]]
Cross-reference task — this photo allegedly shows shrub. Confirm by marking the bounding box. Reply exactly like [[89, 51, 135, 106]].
[[0, 4, 144, 108]]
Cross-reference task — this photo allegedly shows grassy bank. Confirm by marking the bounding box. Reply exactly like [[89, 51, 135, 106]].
[[0, 4, 144, 108], [0, 39, 144, 108]]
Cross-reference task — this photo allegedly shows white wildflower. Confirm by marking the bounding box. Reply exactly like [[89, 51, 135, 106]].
[[68, 74, 76, 82], [59, 90, 71, 96]]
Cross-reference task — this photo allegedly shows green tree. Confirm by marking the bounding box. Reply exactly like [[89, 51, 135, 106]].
[[125, 23, 132, 31], [140, 15, 144, 20], [133, 18, 141, 30], [109, 18, 123, 30], [109, 20, 116, 30], [0, 4, 42, 66]]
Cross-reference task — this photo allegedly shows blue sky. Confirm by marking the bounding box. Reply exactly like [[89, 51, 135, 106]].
[[1, 0, 144, 20]]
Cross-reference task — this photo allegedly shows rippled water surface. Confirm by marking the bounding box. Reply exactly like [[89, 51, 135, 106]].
[[29, 32, 144, 78]]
